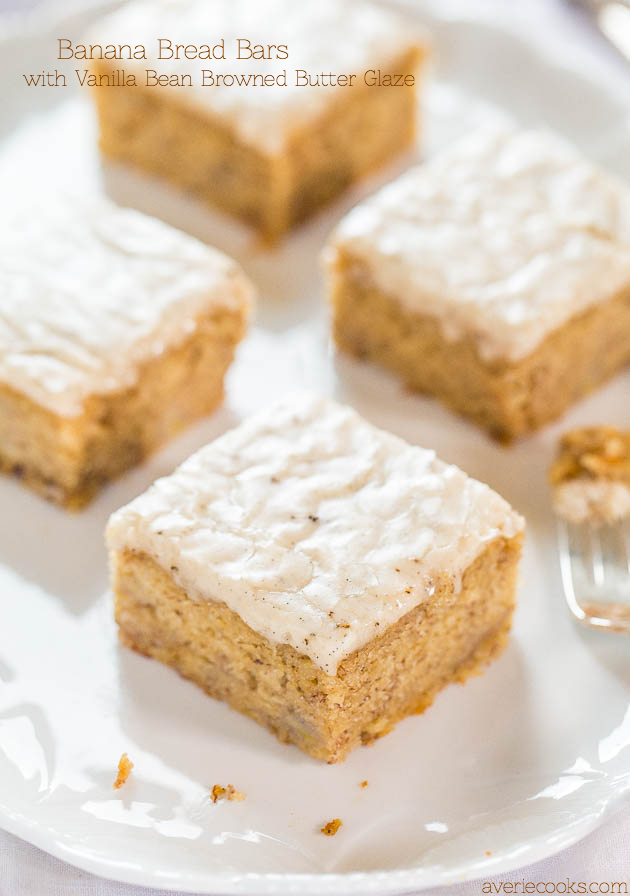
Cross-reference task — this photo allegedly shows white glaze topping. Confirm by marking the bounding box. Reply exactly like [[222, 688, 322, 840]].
[[0, 192, 253, 418], [327, 125, 630, 362], [106, 393, 524, 675], [553, 479, 630, 526], [91, 0, 424, 153]]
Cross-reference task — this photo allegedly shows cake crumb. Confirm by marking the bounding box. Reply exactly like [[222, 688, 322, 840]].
[[227, 784, 246, 802], [211, 784, 246, 803], [321, 818, 342, 836], [210, 784, 226, 803], [360, 780, 368, 788], [113, 752, 133, 789]]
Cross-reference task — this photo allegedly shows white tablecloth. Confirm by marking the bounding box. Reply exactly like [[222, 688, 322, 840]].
[[1, 0, 629, 892]]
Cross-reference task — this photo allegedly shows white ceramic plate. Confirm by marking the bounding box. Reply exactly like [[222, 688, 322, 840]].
[[2, 2, 630, 893]]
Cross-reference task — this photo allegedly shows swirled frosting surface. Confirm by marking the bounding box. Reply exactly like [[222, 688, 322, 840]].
[[92, 0, 425, 152], [0, 193, 253, 417], [106, 393, 524, 675], [328, 125, 630, 362]]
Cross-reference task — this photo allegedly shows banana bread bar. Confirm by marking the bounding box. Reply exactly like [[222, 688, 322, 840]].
[[325, 125, 630, 441], [0, 192, 253, 508], [88, 0, 427, 242], [106, 393, 524, 762]]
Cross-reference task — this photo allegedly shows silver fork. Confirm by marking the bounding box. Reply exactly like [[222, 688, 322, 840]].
[[558, 517, 630, 632], [568, 0, 630, 67]]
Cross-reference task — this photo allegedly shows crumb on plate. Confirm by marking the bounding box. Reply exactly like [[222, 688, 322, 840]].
[[210, 784, 226, 803], [321, 818, 342, 836], [211, 784, 246, 803], [113, 752, 133, 789]]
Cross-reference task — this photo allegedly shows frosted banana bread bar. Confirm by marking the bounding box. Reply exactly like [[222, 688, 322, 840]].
[[106, 393, 524, 762], [325, 125, 630, 441], [551, 426, 630, 525], [89, 0, 426, 242], [0, 192, 252, 508]]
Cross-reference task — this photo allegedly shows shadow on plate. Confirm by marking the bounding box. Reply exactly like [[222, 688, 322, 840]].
[[100, 143, 418, 333]]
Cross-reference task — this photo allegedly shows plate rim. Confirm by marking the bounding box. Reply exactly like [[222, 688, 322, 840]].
[[1, 1, 630, 893], [2, 785, 630, 894]]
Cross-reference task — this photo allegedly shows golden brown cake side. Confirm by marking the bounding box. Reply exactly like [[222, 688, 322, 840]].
[[91, 46, 422, 242], [0, 307, 245, 508], [111, 533, 522, 763], [328, 251, 630, 442]]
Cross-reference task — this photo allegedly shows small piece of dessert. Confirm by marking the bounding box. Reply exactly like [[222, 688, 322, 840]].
[[113, 753, 134, 789], [210, 784, 246, 803], [0, 192, 252, 508], [88, 0, 427, 242], [106, 393, 524, 763], [321, 819, 342, 836], [550, 426, 630, 525], [325, 125, 630, 441]]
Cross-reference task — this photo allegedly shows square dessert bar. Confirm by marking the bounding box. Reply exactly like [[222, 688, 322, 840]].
[[106, 394, 524, 762], [0, 193, 252, 508], [325, 125, 630, 441], [89, 0, 427, 242], [551, 426, 630, 525]]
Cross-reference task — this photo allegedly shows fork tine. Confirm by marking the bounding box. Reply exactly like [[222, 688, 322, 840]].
[[556, 516, 630, 632], [586, 525, 605, 588], [557, 519, 585, 623], [621, 519, 630, 578], [598, 524, 624, 588], [608, 522, 630, 593]]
